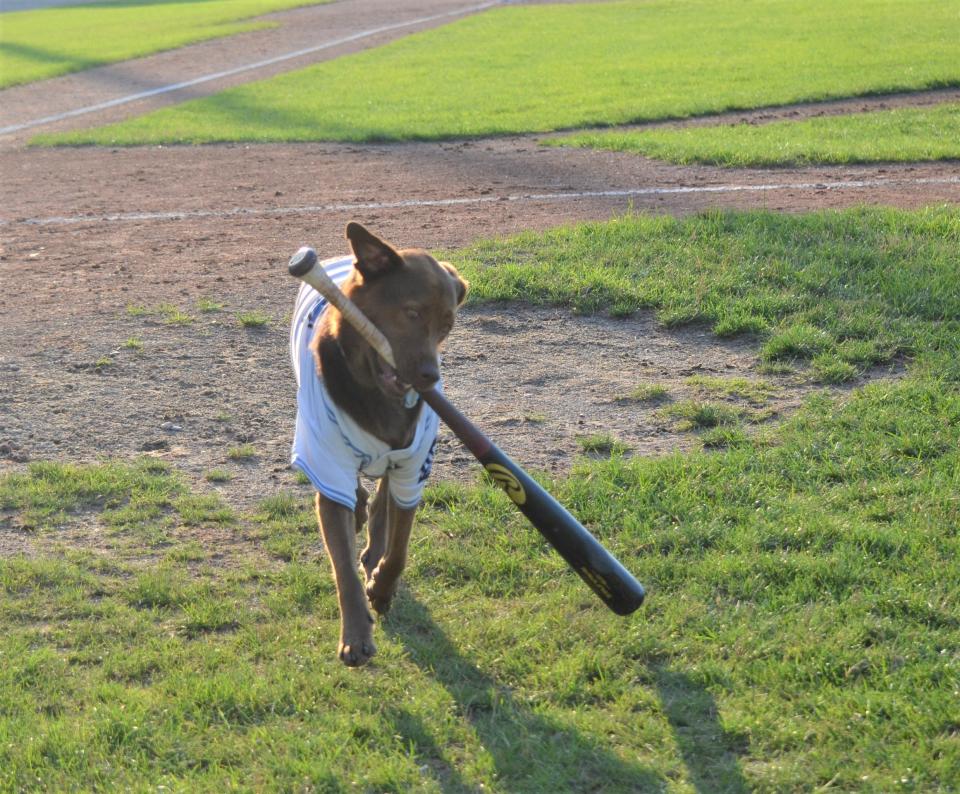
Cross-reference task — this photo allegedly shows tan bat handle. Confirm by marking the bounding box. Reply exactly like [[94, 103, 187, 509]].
[[288, 246, 397, 368]]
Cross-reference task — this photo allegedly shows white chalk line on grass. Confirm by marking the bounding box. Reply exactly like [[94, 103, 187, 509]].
[[0, 1, 501, 136], [4, 176, 959, 227]]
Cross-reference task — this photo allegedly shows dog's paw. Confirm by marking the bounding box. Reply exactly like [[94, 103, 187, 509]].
[[338, 614, 376, 667], [365, 565, 399, 616], [359, 547, 381, 581]]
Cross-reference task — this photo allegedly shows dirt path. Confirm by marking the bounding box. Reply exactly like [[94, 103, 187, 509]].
[[1, 135, 953, 509], [1, 1, 959, 515]]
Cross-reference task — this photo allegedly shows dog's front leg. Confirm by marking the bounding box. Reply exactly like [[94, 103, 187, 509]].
[[365, 493, 417, 615], [315, 493, 376, 666]]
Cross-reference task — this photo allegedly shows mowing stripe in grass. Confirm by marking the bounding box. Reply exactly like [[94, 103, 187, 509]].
[[4, 175, 959, 228], [0, 0, 501, 137], [552, 101, 960, 167]]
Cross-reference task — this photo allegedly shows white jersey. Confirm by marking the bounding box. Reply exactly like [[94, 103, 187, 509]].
[[289, 255, 439, 511]]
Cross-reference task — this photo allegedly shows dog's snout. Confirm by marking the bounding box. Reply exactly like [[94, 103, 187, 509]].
[[414, 361, 440, 390]]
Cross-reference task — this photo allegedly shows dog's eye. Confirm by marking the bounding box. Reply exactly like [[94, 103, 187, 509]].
[[405, 308, 421, 321]]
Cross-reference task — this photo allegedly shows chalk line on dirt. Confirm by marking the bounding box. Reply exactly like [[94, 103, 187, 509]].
[[0, 0, 501, 137], [5, 176, 958, 227]]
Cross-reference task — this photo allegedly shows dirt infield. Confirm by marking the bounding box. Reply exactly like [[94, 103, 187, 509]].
[[1, 0, 959, 512]]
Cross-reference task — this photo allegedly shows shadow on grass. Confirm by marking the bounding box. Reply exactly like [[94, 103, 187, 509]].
[[384, 595, 647, 791], [386, 595, 750, 792], [653, 667, 750, 794]]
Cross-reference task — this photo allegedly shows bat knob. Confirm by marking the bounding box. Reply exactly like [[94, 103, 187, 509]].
[[288, 246, 318, 278]]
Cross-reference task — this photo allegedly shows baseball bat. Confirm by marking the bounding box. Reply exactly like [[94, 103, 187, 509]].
[[288, 246, 646, 616]]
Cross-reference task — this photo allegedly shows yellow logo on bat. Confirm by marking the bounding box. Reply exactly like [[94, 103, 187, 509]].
[[485, 463, 527, 506]]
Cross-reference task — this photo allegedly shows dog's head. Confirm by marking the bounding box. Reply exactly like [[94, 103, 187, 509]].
[[336, 222, 468, 397]]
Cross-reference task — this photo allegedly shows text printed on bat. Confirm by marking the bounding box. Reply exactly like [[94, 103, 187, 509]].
[[580, 567, 614, 600], [485, 464, 527, 506]]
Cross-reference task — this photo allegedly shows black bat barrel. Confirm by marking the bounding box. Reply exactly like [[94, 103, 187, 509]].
[[421, 388, 646, 615]]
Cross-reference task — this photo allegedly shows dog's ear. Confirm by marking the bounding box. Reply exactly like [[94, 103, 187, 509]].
[[346, 222, 404, 279], [439, 261, 469, 306]]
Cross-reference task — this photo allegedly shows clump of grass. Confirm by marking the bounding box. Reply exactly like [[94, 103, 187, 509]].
[[126, 568, 186, 609], [757, 361, 796, 376], [762, 323, 832, 361], [196, 298, 224, 313], [292, 470, 311, 486], [700, 425, 749, 449], [686, 375, 777, 405], [204, 469, 233, 484], [227, 444, 257, 461], [215, 412, 233, 423], [238, 311, 270, 328], [523, 413, 547, 424], [713, 311, 768, 337], [125, 304, 148, 317], [175, 494, 235, 526], [122, 336, 143, 351], [179, 597, 240, 638], [257, 492, 302, 521], [663, 400, 742, 431], [422, 481, 470, 512], [157, 304, 194, 326], [812, 354, 859, 384], [94, 356, 114, 369], [164, 542, 205, 563], [577, 433, 629, 456], [617, 384, 669, 404]]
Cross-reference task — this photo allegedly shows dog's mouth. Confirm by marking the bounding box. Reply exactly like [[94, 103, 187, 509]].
[[377, 356, 412, 398]]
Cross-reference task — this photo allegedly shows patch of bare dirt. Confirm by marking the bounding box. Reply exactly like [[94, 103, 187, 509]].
[[0, 282, 903, 517]]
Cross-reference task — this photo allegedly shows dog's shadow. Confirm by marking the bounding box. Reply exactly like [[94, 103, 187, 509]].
[[383, 594, 749, 793]]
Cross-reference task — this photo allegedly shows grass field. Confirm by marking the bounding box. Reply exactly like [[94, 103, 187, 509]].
[[34, 0, 960, 145], [2, 208, 958, 790], [455, 207, 960, 383], [0, 0, 325, 89], [550, 102, 960, 168]]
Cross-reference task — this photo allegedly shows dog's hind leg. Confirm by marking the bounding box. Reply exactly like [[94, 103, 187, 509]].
[[315, 493, 376, 666], [365, 491, 416, 616], [360, 476, 389, 581]]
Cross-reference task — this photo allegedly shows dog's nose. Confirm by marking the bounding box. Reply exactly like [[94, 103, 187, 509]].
[[414, 362, 440, 390]]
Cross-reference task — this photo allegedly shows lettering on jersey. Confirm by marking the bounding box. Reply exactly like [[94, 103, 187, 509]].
[[418, 439, 437, 484]]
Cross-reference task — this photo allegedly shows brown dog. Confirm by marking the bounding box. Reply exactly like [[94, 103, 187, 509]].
[[290, 223, 467, 666]]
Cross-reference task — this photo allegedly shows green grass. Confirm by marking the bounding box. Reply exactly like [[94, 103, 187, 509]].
[[553, 102, 960, 167], [452, 207, 960, 381], [0, 0, 326, 89], [663, 400, 745, 431], [157, 303, 194, 326], [34, 0, 960, 145], [2, 208, 958, 788], [616, 384, 670, 404], [577, 433, 629, 456], [686, 375, 778, 405], [227, 444, 257, 461], [237, 310, 270, 328], [1, 376, 958, 790], [196, 298, 224, 313]]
